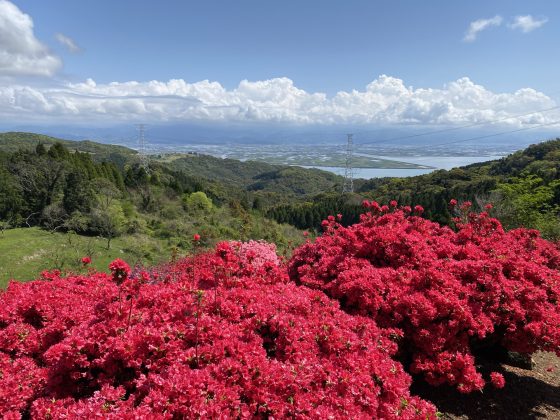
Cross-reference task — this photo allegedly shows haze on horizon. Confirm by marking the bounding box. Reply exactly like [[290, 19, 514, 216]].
[[1, 0, 560, 142]]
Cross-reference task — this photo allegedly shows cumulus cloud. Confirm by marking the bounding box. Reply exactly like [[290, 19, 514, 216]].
[[464, 15, 503, 42], [0, 0, 61, 76], [55, 33, 80, 53], [509, 15, 548, 33], [0, 75, 557, 127]]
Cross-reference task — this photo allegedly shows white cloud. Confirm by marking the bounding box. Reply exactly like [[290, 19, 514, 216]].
[[0, 0, 61, 76], [464, 15, 503, 42], [55, 33, 80, 53], [0, 75, 557, 127], [509, 15, 548, 33]]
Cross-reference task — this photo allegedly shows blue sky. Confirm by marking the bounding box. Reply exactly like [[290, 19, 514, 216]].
[[1, 0, 560, 128]]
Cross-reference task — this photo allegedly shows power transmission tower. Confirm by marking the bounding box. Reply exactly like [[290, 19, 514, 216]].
[[342, 133, 354, 193], [135, 124, 150, 172]]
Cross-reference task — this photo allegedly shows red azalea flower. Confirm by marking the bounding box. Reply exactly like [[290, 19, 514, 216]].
[[460, 201, 472, 211], [81, 256, 92, 265], [109, 258, 130, 284], [490, 372, 505, 389], [193, 234, 201, 242]]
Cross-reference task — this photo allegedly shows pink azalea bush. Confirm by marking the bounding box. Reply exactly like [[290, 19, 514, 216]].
[[289, 202, 560, 393], [0, 241, 435, 418]]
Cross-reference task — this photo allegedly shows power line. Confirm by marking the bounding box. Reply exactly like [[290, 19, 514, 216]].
[[355, 105, 560, 146], [342, 134, 354, 193], [420, 120, 560, 148], [135, 124, 150, 172]]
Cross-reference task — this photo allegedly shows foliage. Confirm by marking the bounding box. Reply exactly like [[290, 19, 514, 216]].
[[0, 242, 435, 418], [265, 138, 560, 235], [0, 136, 304, 270], [2, 206, 559, 416], [288, 203, 560, 393], [0, 132, 136, 163], [492, 175, 560, 240], [356, 138, 560, 229], [183, 191, 213, 215], [161, 153, 342, 197], [267, 193, 365, 230]]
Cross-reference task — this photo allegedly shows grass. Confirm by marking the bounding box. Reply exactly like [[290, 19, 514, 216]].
[[0, 228, 178, 288]]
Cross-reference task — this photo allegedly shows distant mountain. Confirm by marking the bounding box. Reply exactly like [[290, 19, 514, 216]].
[[1, 123, 557, 150]]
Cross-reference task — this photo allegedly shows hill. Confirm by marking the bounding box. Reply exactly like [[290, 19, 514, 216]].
[[155, 153, 341, 194], [0, 132, 343, 199], [0, 132, 137, 165], [0, 135, 305, 284], [267, 138, 560, 239]]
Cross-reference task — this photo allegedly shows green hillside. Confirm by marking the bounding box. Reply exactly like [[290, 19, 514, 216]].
[[0, 132, 342, 199], [0, 135, 305, 285], [2, 132, 560, 286], [0, 132, 136, 165], [267, 138, 560, 240], [155, 152, 343, 196]]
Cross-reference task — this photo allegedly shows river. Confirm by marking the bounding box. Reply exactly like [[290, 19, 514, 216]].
[[303, 155, 506, 179]]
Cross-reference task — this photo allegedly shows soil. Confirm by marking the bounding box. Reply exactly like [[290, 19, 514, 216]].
[[412, 352, 560, 419]]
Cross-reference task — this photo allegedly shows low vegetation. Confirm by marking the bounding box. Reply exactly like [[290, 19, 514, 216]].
[[0, 206, 557, 417]]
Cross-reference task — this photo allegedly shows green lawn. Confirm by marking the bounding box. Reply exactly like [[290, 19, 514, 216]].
[[0, 228, 177, 288]]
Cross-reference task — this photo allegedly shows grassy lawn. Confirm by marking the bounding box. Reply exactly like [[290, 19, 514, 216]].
[[0, 228, 177, 288]]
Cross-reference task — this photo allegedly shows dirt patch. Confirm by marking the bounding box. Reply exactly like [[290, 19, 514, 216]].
[[412, 352, 560, 419]]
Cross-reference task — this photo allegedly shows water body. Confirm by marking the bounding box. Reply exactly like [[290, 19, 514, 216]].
[[303, 155, 506, 179]]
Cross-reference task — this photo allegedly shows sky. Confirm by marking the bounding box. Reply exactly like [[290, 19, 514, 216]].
[[1, 0, 560, 130]]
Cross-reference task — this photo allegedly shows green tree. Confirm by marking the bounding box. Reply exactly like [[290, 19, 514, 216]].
[[90, 204, 125, 249], [35, 143, 47, 156], [183, 191, 213, 215], [494, 175, 560, 240], [0, 166, 23, 221], [63, 171, 94, 214]]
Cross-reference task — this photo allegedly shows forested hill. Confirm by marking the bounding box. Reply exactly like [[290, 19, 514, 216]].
[[156, 153, 342, 195], [0, 132, 343, 265], [0, 132, 343, 199], [357, 138, 560, 226], [268, 138, 560, 240], [2, 132, 559, 240], [0, 132, 136, 165]]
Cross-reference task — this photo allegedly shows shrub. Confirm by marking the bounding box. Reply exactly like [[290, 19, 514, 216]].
[[288, 202, 560, 393], [0, 242, 435, 418]]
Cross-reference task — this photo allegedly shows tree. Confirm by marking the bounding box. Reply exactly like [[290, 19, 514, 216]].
[[10, 155, 66, 214], [0, 166, 23, 222], [93, 178, 121, 211], [41, 203, 67, 232], [63, 171, 94, 214], [35, 143, 47, 156], [90, 204, 125, 249], [493, 175, 560, 240], [47, 142, 70, 159], [183, 191, 213, 215]]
